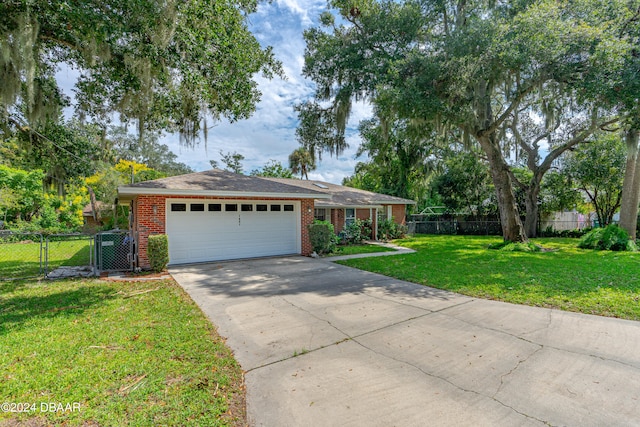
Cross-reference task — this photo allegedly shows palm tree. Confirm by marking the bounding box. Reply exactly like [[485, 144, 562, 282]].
[[288, 148, 316, 180]]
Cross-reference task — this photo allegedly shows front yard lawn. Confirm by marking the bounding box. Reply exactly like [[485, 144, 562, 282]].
[[0, 278, 245, 426], [338, 235, 640, 320]]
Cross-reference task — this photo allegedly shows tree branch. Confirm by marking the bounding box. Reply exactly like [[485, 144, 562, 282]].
[[478, 83, 536, 138], [538, 116, 619, 175]]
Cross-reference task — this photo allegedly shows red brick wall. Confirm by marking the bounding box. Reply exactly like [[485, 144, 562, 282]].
[[355, 208, 370, 220], [331, 208, 345, 232], [300, 199, 314, 256], [392, 205, 407, 225], [135, 195, 167, 268], [133, 194, 315, 268]]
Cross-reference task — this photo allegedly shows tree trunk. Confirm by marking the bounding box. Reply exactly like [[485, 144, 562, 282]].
[[87, 185, 101, 224], [524, 181, 540, 238], [478, 136, 528, 242], [619, 128, 640, 239]]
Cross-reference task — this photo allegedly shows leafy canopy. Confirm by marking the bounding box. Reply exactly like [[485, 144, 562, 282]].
[[0, 0, 282, 143]]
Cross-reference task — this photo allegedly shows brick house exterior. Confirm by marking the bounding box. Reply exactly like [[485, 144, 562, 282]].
[[263, 178, 413, 237], [118, 170, 414, 268]]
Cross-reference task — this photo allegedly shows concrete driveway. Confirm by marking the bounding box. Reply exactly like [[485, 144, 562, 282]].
[[170, 256, 640, 426]]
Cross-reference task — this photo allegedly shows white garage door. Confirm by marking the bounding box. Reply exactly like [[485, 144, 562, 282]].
[[165, 199, 300, 265]]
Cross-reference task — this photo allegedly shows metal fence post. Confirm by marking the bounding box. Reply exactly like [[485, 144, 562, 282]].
[[44, 236, 49, 276]]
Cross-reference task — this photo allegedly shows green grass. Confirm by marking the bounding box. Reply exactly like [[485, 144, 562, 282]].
[[0, 278, 245, 426], [0, 240, 91, 279], [325, 243, 396, 257], [338, 235, 640, 320]]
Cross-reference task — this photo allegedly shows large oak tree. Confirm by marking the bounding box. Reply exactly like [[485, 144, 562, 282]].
[[300, 0, 635, 242], [0, 0, 282, 143]]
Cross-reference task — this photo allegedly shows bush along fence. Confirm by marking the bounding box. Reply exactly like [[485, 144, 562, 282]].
[[0, 230, 136, 280]]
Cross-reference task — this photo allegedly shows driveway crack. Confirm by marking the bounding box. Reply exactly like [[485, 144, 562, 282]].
[[437, 308, 640, 371], [361, 289, 475, 314], [350, 337, 553, 426], [493, 345, 544, 398]]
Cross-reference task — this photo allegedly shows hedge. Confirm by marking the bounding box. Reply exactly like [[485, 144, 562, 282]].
[[147, 234, 169, 272]]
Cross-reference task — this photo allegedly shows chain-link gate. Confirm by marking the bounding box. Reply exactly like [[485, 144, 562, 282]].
[[0, 231, 43, 280], [45, 234, 95, 279], [95, 230, 134, 272]]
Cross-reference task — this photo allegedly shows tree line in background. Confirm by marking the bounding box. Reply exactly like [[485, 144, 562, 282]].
[[296, 0, 640, 241], [0, 116, 196, 232], [208, 148, 316, 180]]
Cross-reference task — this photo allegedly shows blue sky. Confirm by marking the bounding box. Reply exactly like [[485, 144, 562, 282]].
[[161, 0, 372, 183]]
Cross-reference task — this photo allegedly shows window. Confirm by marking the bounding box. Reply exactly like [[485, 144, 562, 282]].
[[225, 204, 238, 212], [208, 203, 222, 212], [256, 204, 268, 212], [241, 204, 253, 212], [345, 208, 355, 227], [284, 204, 294, 212], [314, 208, 326, 221], [171, 203, 186, 212], [270, 205, 281, 211], [190, 203, 205, 212]]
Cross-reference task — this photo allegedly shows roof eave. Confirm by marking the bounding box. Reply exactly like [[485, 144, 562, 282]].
[[372, 200, 417, 205], [314, 203, 384, 209]]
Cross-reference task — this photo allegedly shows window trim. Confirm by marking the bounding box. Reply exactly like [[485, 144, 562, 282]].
[[345, 208, 356, 227], [314, 208, 326, 221]]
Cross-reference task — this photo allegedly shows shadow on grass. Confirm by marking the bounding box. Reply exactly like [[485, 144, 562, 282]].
[[0, 284, 116, 335], [0, 240, 93, 280], [0, 261, 42, 279]]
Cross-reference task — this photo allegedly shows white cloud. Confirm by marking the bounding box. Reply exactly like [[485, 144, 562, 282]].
[[271, 0, 326, 26]]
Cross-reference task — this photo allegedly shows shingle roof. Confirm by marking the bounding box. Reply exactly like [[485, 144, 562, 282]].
[[261, 178, 416, 207], [117, 169, 328, 199], [82, 201, 108, 216], [117, 169, 415, 207]]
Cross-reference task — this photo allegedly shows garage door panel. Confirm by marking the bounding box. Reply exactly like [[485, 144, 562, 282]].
[[166, 200, 300, 264]]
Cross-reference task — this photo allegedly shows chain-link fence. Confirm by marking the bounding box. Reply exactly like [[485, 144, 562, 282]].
[[0, 232, 43, 280], [45, 234, 95, 278], [95, 230, 134, 272], [408, 220, 502, 236], [0, 230, 135, 280]]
